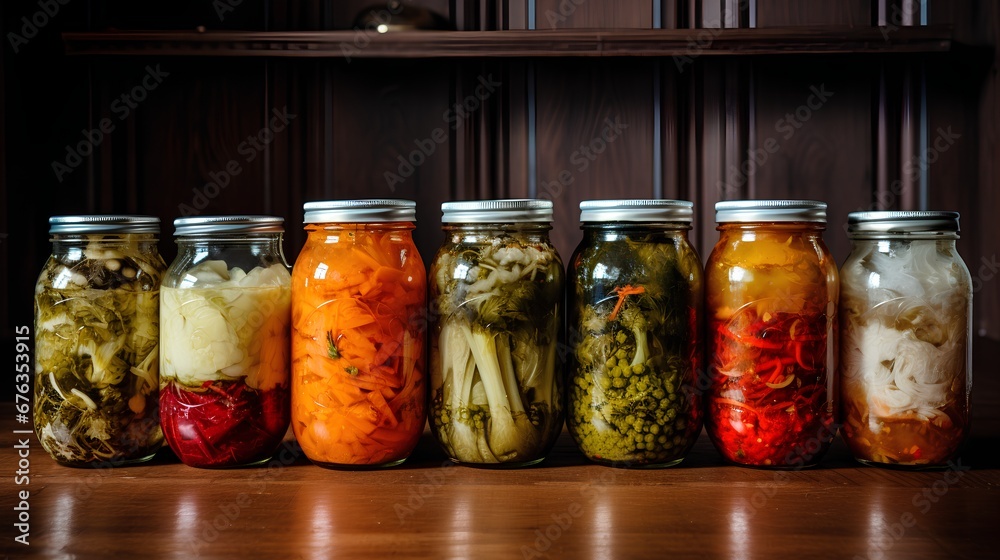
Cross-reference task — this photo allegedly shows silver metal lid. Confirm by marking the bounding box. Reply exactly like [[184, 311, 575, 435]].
[[580, 199, 693, 223], [715, 200, 827, 223], [441, 199, 553, 223], [303, 199, 416, 223], [847, 211, 960, 237], [174, 215, 284, 236], [49, 215, 160, 234]]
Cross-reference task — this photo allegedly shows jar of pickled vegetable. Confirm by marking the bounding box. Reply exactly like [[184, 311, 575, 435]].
[[291, 200, 426, 468], [567, 200, 704, 468], [705, 200, 839, 468], [34, 215, 166, 466], [429, 199, 564, 467], [159, 216, 291, 468], [841, 211, 972, 468]]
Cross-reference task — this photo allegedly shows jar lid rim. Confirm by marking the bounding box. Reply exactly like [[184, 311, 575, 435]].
[[441, 199, 553, 223], [847, 210, 960, 235], [303, 199, 416, 223], [49, 215, 160, 234], [579, 199, 693, 223], [174, 215, 285, 235], [715, 200, 827, 223]]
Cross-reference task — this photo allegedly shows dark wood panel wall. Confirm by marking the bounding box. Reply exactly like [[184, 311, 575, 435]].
[[535, 60, 658, 257], [86, 58, 462, 263], [756, 0, 870, 28], [965, 0, 999, 341], [0, 3, 7, 337], [689, 59, 749, 252], [3, 0, 999, 348], [535, 0, 656, 29], [748, 58, 875, 261]]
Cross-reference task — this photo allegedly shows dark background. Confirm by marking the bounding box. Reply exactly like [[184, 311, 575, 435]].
[[2, 1, 999, 403]]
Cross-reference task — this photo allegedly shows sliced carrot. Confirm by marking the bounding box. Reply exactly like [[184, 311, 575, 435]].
[[609, 284, 645, 321], [368, 390, 399, 429], [291, 224, 427, 466]]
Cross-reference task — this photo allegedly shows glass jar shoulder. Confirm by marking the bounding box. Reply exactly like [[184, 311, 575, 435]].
[[709, 227, 833, 267], [165, 235, 290, 290], [163, 259, 291, 291], [437, 228, 562, 258], [707, 227, 836, 304], [571, 229, 701, 288], [39, 236, 164, 292], [431, 231, 563, 295], [840, 238, 970, 338], [841, 238, 971, 294], [293, 226, 424, 283]]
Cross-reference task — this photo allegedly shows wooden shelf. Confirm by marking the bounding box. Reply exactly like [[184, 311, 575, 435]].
[[6, 339, 1000, 556], [62, 25, 968, 58], [6, 420, 1000, 557]]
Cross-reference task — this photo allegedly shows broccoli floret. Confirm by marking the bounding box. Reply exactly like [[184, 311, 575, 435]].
[[618, 305, 650, 368], [568, 299, 698, 465]]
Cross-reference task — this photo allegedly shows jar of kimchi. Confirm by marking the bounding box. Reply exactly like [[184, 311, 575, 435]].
[[34, 215, 165, 466], [705, 200, 839, 468], [841, 211, 972, 468], [429, 199, 564, 467], [291, 200, 426, 468], [567, 200, 704, 468], [159, 216, 291, 468]]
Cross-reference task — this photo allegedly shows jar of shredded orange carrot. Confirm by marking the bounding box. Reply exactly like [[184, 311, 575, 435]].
[[291, 200, 427, 468]]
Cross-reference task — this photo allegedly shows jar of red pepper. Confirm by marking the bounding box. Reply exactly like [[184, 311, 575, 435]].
[[705, 200, 839, 468]]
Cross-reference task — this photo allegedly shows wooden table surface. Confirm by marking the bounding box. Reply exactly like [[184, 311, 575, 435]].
[[3, 341, 999, 560]]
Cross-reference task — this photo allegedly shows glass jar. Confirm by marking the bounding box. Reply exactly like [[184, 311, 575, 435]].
[[291, 200, 427, 468], [34, 215, 166, 466], [705, 200, 839, 468], [567, 200, 704, 468], [159, 216, 291, 468], [840, 211, 972, 468], [428, 199, 564, 467]]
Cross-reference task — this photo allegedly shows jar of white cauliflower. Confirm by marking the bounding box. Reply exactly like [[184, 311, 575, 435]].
[[840, 211, 972, 468]]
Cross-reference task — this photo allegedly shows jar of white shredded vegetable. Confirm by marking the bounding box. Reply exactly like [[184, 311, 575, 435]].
[[840, 211, 973, 468], [34, 215, 166, 466], [159, 216, 291, 468], [429, 199, 565, 467]]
